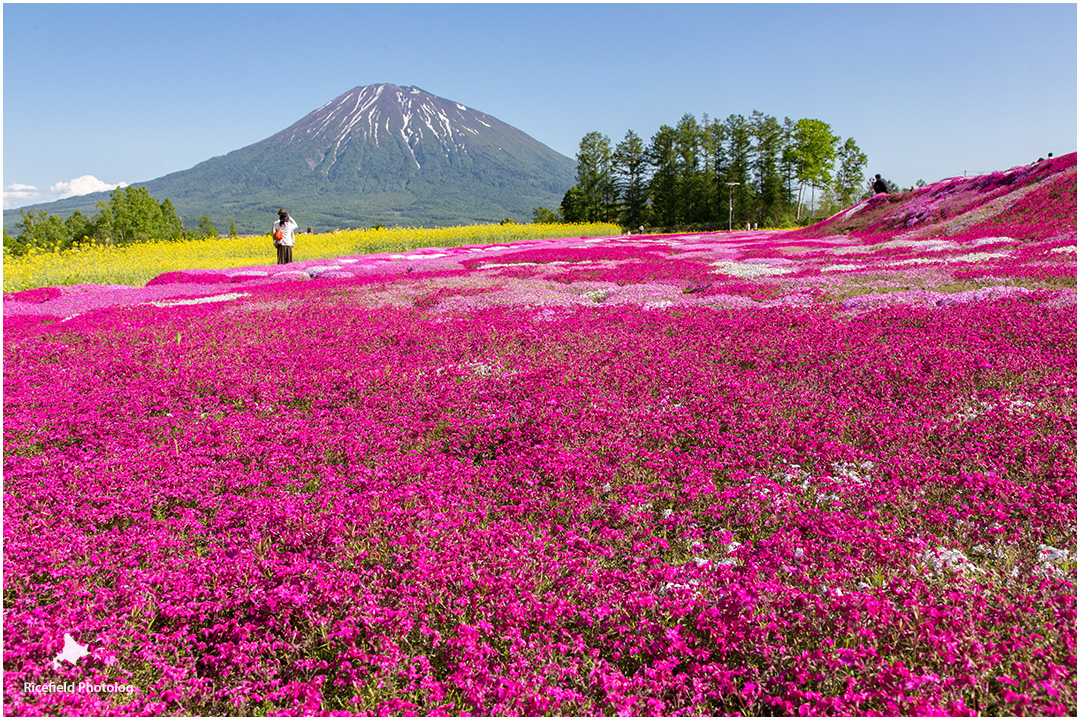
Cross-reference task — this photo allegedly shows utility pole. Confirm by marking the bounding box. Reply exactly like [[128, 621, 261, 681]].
[[726, 182, 740, 231]]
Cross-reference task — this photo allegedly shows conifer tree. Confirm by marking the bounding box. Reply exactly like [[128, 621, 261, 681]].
[[647, 125, 679, 227], [613, 130, 650, 228], [750, 111, 786, 227], [575, 132, 616, 223]]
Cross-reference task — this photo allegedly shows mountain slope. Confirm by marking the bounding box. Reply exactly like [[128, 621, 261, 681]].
[[5, 84, 576, 234]]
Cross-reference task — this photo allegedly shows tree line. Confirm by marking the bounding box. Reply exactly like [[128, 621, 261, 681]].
[[3, 186, 229, 256], [535, 112, 884, 231]]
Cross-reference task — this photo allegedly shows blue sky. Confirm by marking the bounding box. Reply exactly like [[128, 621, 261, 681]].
[[3, 2, 1077, 210]]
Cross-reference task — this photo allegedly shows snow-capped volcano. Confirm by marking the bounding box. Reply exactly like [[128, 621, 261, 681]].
[[283, 84, 508, 172], [6, 83, 575, 234]]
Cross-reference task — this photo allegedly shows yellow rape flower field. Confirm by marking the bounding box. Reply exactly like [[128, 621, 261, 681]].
[[2, 222, 621, 294]]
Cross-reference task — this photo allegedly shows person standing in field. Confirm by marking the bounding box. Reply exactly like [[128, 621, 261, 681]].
[[272, 208, 299, 264]]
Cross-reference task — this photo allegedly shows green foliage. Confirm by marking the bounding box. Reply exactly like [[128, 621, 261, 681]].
[[791, 118, 840, 221], [575, 131, 618, 223], [791, 118, 839, 188], [647, 125, 679, 226], [613, 129, 650, 228], [95, 186, 185, 245], [531, 206, 561, 224], [3, 228, 21, 255], [194, 215, 219, 240], [749, 111, 787, 226], [721, 113, 753, 226], [11, 209, 72, 255], [5, 187, 196, 256], [834, 138, 869, 208], [572, 110, 859, 233], [559, 186, 588, 223]]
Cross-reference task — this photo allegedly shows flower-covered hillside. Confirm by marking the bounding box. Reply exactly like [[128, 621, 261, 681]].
[[3, 157, 1076, 716], [794, 153, 1076, 242]]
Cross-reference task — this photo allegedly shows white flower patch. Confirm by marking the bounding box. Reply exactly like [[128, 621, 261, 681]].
[[660, 579, 702, 596], [830, 245, 877, 255], [948, 251, 1012, 263], [920, 546, 982, 574], [954, 398, 1036, 422], [433, 361, 518, 379], [477, 262, 540, 269], [831, 461, 874, 487], [148, 292, 250, 308], [969, 236, 1015, 247], [822, 264, 861, 272], [304, 266, 345, 277], [1050, 245, 1077, 255], [1036, 544, 1073, 571], [708, 261, 793, 278], [228, 270, 269, 277], [882, 238, 958, 252], [890, 257, 949, 266]]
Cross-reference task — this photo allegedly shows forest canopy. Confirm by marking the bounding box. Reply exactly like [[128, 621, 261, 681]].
[[3, 186, 224, 256], [550, 112, 888, 230]]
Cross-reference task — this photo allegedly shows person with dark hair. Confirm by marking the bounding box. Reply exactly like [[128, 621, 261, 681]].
[[871, 174, 888, 194], [272, 208, 299, 264]]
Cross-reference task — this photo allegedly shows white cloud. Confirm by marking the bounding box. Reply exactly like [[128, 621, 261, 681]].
[[4, 175, 128, 210], [50, 175, 127, 199], [3, 183, 43, 209]]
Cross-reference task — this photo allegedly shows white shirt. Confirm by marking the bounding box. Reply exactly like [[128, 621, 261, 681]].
[[272, 217, 299, 246]]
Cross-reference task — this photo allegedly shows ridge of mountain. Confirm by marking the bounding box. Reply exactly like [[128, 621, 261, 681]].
[[4, 84, 576, 234]]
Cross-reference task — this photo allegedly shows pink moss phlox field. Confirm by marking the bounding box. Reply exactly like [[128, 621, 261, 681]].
[[3, 157, 1077, 716]]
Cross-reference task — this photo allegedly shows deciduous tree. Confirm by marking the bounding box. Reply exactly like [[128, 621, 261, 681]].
[[791, 118, 839, 220], [833, 137, 869, 208]]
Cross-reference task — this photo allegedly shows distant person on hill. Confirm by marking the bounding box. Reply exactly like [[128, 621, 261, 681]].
[[272, 208, 299, 264], [871, 174, 889, 194]]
